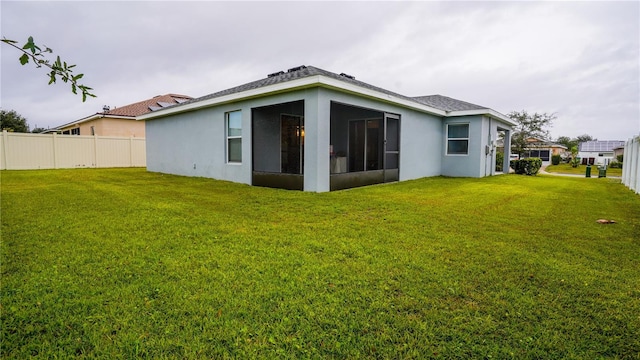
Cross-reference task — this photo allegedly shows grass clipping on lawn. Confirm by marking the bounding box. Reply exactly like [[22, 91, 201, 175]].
[[1, 169, 639, 358]]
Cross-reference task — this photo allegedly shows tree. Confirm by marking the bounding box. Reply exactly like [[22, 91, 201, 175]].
[[1, 110, 29, 132], [555, 134, 597, 151], [508, 110, 556, 157], [31, 127, 47, 133], [570, 146, 580, 168], [576, 134, 596, 143], [1, 36, 96, 102], [556, 136, 576, 150]]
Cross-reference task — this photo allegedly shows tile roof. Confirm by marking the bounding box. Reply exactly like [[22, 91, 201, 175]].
[[104, 94, 192, 117], [411, 95, 487, 112]]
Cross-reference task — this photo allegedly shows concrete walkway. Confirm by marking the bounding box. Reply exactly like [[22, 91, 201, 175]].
[[538, 165, 621, 179]]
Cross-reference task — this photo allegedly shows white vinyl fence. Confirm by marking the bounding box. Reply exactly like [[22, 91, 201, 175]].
[[622, 135, 640, 195], [0, 131, 145, 170]]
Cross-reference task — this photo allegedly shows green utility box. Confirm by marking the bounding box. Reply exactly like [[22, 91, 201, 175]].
[[598, 166, 607, 178], [585, 165, 591, 178]]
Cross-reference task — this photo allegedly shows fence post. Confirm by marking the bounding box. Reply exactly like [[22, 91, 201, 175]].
[[130, 136, 134, 167], [624, 136, 640, 194], [52, 132, 59, 169], [93, 134, 99, 168], [2, 130, 9, 170], [623, 138, 630, 186], [2, 130, 8, 170]]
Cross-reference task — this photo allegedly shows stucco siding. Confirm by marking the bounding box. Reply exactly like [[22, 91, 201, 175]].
[[60, 117, 145, 137], [146, 90, 316, 186], [441, 115, 513, 177], [146, 85, 509, 191], [146, 105, 248, 183], [441, 116, 483, 177], [94, 118, 145, 137], [306, 89, 330, 192]]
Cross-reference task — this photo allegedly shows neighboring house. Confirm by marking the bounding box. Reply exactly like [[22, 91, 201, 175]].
[[579, 140, 625, 166], [138, 65, 515, 192], [51, 94, 192, 137], [520, 137, 567, 163], [613, 145, 625, 160]]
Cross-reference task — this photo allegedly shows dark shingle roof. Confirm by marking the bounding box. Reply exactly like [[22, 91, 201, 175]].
[[150, 66, 500, 120], [167, 65, 437, 111], [411, 95, 487, 112]]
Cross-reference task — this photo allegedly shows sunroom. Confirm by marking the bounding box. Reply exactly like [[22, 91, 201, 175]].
[[250, 100, 401, 191]]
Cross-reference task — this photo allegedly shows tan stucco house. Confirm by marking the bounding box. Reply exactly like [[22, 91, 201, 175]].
[[521, 137, 567, 163], [51, 94, 192, 137]]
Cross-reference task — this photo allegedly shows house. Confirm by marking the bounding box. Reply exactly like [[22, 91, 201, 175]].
[[51, 94, 192, 137], [613, 145, 625, 160], [521, 137, 567, 163], [138, 65, 515, 192], [579, 140, 625, 166]]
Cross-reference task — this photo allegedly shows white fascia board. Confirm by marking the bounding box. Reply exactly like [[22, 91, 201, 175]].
[[448, 109, 516, 127], [137, 77, 321, 120], [138, 75, 448, 121], [316, 77, 447, 117], [55, 114, 134, 129]]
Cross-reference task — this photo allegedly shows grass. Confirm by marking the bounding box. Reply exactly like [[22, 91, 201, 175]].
[[546, 163, 623, 177], [2, 168, 639, 359]]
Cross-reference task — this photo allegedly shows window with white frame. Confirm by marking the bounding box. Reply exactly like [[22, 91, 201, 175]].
[[447, 123, 469, 155], [71, 128, 80, 135], [226, 110, 242, 163]]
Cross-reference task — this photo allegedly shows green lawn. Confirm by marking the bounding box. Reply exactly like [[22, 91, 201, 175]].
[[546, 163, 623, 177], [2, 169, 639, 359]]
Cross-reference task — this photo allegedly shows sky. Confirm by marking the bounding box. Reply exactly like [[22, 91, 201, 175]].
[[1, 1, 639, 141]]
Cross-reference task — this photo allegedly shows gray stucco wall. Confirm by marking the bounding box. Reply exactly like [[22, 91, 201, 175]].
[[146, 90, 315, 185], [441, 115, 513, 178], [441, 116, 484, 177], [145, 104, 248, 183], [145, 86, 503, 191]]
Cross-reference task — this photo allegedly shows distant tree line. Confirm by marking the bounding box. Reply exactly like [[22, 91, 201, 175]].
[[554, 134, 597, 150], [506, 110, 597, 157], [0, 109, 45, 133]]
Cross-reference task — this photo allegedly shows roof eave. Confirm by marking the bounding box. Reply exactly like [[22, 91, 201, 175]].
[[447, 109, 516, 127], [318, 77, 447, 117], [137, 75, 449, 121], [55, 113, 135, 129]]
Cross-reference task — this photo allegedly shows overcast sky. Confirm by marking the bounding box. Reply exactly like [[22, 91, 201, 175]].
[[1, 1, 638, 140]]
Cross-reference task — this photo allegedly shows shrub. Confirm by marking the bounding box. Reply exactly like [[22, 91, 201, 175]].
[[570, 156, 580, 168], [609, 162, 622, 169], [510, 158, 543, 175], [617, 154, 623, 163], [495, 152, 504, 172], [551, 154, 561, 165]]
